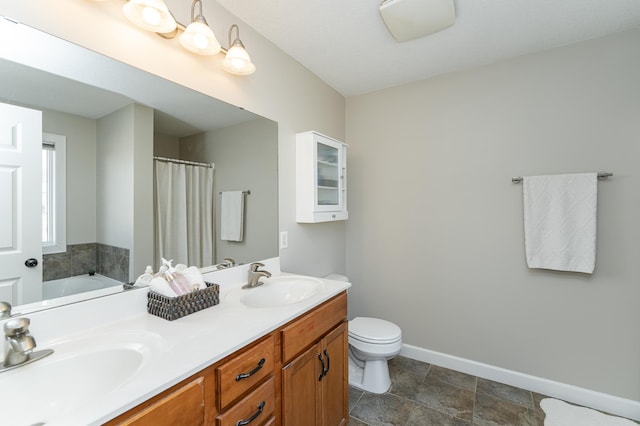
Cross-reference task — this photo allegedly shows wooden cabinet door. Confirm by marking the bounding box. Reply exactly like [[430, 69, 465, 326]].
[[282, 343, 322, 426], [320, 322, 348, 426], [115, 376, 206, 426]]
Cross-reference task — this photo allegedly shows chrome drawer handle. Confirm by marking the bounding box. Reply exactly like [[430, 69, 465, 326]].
[[235, 401, 265, 426], [236, 358, 266, 381]]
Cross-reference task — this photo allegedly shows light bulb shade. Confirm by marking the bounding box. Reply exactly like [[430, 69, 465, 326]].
[[123, 0, 177, 33], [223, 42, 256, 75], [179, 21, 221, 55]]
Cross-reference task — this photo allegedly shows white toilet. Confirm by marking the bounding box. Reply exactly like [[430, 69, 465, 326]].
[[348, 317, 403, 394], [324, 274, 403, 394]]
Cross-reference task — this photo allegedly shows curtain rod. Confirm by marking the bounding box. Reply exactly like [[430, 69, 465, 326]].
[[153, 156, 213, 168], [218, 190, 251, 195], [512, 172, 612, 184]]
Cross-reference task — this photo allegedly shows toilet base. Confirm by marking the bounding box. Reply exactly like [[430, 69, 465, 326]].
[[348, 355, 391, 394]]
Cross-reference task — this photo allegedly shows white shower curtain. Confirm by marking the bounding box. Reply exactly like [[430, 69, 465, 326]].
[[154, 160, 215, 268]]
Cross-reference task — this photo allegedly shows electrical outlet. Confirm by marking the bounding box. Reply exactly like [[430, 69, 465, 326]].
[[279, 231, 288, 249]]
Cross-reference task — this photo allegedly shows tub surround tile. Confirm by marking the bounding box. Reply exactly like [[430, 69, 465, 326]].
[[43, 243, 129, 282], [42, 253, 71, 281]]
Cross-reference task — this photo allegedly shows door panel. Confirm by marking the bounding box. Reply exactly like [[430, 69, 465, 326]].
[[0, 102, 42, 305]]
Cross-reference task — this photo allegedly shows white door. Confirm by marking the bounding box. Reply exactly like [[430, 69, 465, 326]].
[[0, 102, 42, 305]]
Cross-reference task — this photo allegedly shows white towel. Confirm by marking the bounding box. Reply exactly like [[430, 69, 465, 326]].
[[523, 173, 597, 274], [221, 191, 245, 242]]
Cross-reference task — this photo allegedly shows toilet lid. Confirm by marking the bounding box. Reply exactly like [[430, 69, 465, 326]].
[[349, 317, 402, 344]]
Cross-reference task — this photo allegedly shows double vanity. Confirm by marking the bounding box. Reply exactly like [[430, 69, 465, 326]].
[[0, 258, 351, 426]]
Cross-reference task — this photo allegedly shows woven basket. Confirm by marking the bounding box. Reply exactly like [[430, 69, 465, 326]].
[[147, 282, 220, 321]]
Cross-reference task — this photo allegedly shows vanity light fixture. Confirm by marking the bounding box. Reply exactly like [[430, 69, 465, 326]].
[[179, 0, 221, 55], [222, 25, 256, 76], [122, 0, 177, 33], [118, 0, 255, 75]]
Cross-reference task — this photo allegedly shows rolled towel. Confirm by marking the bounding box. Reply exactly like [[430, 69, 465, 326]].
[[134, 273, 153, 287], [174, 263, 188, 274], [149, 276, 178, 297], [182, 266, 206, 290]]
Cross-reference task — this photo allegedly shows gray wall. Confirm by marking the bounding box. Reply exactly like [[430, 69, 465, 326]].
[[41, 109, 97, 245], [178, 118, 278, 265], [97, 104, 154, 280], [345, 29, 640, 401]]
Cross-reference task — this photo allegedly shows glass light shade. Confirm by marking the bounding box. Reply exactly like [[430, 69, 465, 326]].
[[179, 21, 221, 55], [123, 0, 177, 33], [222, 42, 256, 75]]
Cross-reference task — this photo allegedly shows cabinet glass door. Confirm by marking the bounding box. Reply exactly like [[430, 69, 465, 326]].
[[316, 142, 339, 207]]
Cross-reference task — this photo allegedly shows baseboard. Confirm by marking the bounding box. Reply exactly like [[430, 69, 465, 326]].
[[401, 344, 640, 421]]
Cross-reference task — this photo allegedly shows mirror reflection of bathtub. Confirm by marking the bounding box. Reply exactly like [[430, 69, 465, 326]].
[[17, 275, 125, 315], [43, 274, 123, 300]]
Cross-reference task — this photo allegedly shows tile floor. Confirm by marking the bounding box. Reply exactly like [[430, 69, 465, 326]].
[[347, 356, 628, 426]]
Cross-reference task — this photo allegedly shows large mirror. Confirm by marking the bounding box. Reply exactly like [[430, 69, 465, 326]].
[[0, 19, 278, 313]]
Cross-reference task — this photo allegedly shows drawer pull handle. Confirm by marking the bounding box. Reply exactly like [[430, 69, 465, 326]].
[[318, 353, 325, 381], [236, 358, 266, 381], [323, 348, 331, 376], [235, 401, 265, 426]]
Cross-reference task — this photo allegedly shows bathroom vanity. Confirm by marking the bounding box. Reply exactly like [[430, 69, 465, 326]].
[[0, 259, 350, 426], [106, 292, 348, 426]]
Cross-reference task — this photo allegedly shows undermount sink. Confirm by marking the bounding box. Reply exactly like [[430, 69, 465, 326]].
[[240, 275, 324, 308], [0, 331, 164, 425]]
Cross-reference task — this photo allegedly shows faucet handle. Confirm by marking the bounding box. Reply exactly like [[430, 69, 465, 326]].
[[223, 258, 236, 267], [4, 317, 30, 337], [0, 301, 11, 319], [249, 262, 265, 272]]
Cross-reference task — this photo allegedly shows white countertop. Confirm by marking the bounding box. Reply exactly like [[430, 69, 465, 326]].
[[0, 259, 351, 426]]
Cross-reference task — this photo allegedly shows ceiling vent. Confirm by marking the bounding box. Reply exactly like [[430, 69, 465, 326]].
[[379, 0, 456, 42]]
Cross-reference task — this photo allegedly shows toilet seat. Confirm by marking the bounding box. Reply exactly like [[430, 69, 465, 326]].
[[349, 317, 402, 344]]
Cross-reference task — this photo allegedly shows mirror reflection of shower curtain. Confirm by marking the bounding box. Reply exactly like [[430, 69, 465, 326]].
[[154, 160, 215, 268]]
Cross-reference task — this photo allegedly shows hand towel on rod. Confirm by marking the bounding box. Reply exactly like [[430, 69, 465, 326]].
[[221, 191, 245, 242], [523, 173, 597, 274]]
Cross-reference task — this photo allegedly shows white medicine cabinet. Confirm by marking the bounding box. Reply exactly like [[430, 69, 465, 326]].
[[296, 131, 348, 223]]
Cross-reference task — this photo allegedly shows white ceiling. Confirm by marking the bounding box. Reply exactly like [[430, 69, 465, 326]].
[[216, 0, 640, 97]]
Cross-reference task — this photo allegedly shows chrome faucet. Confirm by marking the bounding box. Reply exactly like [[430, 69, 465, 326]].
[[2, 317, 53, 372], [216, 258, 236, 269], [0, 301, 11, 319], [243, 262, 271, 289]]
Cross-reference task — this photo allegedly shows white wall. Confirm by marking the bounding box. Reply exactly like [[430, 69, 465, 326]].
[[1, 0, 346, 277], [346, 29, 640, 401]]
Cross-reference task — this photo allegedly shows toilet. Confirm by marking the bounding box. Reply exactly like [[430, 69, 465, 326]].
[[324, 274, 403, 394]]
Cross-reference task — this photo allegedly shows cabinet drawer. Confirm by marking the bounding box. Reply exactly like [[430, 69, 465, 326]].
[[216, 334, 275, 410], [216, 377, 275, 426], [281, 292, 347, 363]]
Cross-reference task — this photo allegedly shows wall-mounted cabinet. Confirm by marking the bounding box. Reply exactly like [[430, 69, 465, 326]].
[[296, 131, 348, 223]]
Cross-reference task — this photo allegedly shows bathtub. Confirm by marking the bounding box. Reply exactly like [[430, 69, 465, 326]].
[[43, 274, 123, 299]]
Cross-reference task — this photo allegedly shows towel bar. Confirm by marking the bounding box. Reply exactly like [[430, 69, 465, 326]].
[[511, 172, 612, 184]]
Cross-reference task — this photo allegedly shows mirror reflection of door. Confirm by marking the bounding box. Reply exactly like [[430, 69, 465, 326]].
[[0, 102, 43, 305]]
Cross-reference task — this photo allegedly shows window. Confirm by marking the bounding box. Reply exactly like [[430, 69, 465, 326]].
[[42, 133, 66, 254]]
